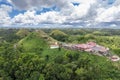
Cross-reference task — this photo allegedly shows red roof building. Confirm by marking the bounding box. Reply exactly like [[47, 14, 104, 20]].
[[74, 42, 96, 50], [73, 42, 109, 55]]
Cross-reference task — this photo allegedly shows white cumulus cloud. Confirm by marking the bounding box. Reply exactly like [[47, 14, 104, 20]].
[[1, 0, 120, 28], [12, 10, 66, 25], [9, 0, 69, 10], [12, 10, 37, 25], [0, 5, 12, 26], [96, 4, 120, 22]]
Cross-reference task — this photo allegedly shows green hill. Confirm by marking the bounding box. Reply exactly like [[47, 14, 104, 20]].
[[50, 30, 68, 42], [17, 30, 68, 61], [35, 30, 57, 44], [16, 29, 30, 38], [18, 31, 49, 53]]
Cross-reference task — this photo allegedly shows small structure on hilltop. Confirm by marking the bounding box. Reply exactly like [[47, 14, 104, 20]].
[[50, 42, 59, 49]]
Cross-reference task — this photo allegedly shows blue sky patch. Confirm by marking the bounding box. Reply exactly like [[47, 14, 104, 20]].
[[72, 3, 80, 6], [108, 0, 115, 4], [37, 5, 60, 14], [0, 1, 12, 6], [9, 9, 26, 18]]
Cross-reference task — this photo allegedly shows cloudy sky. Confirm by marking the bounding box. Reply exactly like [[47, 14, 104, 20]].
[[0, 0, 120, 28]]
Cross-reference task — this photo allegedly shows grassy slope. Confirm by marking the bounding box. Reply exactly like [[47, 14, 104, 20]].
[[18, 30, 67, 57], [18, 32, 48, 53]]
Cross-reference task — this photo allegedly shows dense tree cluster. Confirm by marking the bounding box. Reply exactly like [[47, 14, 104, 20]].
[[0, 45, 119, 80]]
